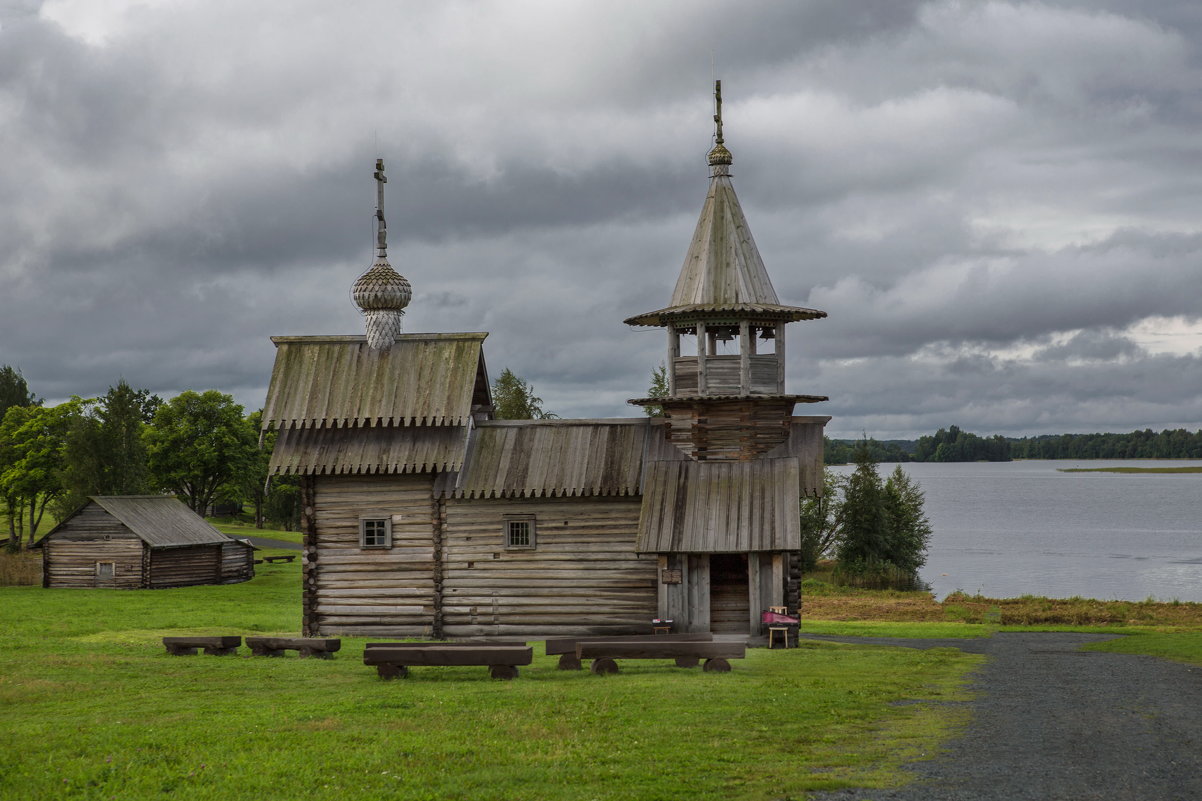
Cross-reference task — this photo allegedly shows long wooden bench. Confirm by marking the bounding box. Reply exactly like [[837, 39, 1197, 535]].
[[576, 640, 745, 674], [162, 636, 241, 656], [545, 632, 714, 670], [364, 644, 532, 680], [262, 555, 296, 563], [246, 637, 341, 658]]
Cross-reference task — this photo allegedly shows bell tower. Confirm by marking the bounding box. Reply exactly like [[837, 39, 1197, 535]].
[[626, 81, 827, 460]]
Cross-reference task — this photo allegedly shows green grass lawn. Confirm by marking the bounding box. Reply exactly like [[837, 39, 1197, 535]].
[[208, 519, 304, 544], [0, 564, 982, 801]]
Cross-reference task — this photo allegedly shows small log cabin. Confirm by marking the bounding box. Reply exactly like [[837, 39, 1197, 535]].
[[263, 83, 829, 639], [35, 495, 255, 589]]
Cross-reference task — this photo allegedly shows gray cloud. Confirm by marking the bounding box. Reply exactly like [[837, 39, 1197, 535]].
[[2, 0, 1201, 440]]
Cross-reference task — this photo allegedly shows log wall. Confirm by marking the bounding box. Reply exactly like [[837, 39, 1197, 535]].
[[220, 541, 254, 583], [441, 495, 656, 637], [42, 504, 144, 588], [149, 545, 222, 588], [309, 473, 437, 637]]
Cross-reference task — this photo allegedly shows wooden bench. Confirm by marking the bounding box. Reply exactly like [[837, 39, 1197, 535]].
[[262, 555, 296, 563], [162, 636, 241, 656], [246, 637, 341, 658], [545, 632, 714, 670], [364, 644, 532, 680], [575, 640, 746, 674]]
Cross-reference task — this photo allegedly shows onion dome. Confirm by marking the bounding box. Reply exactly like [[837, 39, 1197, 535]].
[[352, 159, 411, 350]]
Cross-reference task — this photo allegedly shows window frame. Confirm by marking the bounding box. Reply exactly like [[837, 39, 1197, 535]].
[[503, 514, 536, 550], [358, 514, 393, 550], [95, 562, 115, 579]]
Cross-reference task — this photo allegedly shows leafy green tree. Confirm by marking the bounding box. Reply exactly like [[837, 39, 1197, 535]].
[[62, 381, 160, 510], [0, 400, 83, 547], [643, 362, 669, 417], [144, 391, 257, 515], [264, 476, 302, 531], [798, 468, 844, 570], [0, 365, 39, 419], [491, 368, 557, 420]]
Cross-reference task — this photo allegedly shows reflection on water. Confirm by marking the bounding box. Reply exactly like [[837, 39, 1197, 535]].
[[831, 460, 1202, 602]]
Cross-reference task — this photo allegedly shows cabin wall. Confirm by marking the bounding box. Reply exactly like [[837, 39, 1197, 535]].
[[441, 495, 655, 637], [309, 473, 437, 637], [42, 504, 145, 588], [219, 541, 255, 583], [149, 545, 222, 588]]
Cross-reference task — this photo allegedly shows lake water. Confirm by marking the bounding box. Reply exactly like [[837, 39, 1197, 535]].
[[830, 460, 1202, 602]]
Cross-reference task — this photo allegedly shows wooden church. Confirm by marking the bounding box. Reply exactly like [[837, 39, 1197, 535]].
[[262, 83, 829, 639]]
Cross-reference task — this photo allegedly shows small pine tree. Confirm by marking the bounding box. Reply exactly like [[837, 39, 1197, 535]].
[[643, 363, 668, 417], [882, 465, 932, 574]]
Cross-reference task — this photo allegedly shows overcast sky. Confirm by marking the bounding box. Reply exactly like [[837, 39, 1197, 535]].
[[2, 0, 1201, 439]]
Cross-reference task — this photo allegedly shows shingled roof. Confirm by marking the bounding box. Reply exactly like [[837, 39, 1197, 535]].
[[262, 333, 491, 430], [37, 496, 231, 549]]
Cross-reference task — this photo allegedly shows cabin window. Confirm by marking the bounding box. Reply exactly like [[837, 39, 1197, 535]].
[[96, 562, 115, 579], [359, 516, 392, 549], [504, 515, 536, 549]]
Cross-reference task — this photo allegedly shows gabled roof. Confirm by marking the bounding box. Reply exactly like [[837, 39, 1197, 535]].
[[269, 424, 470, 475], [262, 333, 490, 429], [37, 496, 231, 549], [625, 174, 825, 327], [446, 418, 659, 499]]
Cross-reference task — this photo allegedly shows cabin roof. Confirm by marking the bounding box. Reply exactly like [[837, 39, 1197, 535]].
[[636, 458, 801, 553], [262, 333, 490, 429], [446, 418, 663, 499], [624, 174, 826, 327], [269, 424, 470, 476], [36, 496, 231, 548]]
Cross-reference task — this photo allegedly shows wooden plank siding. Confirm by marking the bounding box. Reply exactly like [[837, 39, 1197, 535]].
[[220, 541, 255, 583], [440, 496, 656, 637], [44, 536, 144, 588], [149, 545, 222, 588], [310, 473, 438, 637]]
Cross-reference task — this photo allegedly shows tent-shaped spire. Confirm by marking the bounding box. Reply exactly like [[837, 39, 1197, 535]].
[[625, 81, 824, 328]]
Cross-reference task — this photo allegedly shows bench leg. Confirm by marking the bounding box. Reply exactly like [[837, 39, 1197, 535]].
[[376, 663, 409, 680], [489, 665, 519, 680], [298, 647, 333, 659], [557, 654, 582, 671], [674, 657, 700, 668], [589, 657, 619, 675], [702, 658, 732, 673]]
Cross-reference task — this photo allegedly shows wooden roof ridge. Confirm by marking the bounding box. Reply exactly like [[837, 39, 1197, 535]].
[[269, 332, 489, 345]]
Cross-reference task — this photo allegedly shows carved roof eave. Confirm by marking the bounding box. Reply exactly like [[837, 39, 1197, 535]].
[[623, 303, 826, 328], [626, 393, 829, 406]]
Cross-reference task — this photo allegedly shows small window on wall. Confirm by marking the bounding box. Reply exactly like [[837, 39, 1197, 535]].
[[96, 562, 115, 579], [359, 516, 392, 549], [504, 515, 536, 549]]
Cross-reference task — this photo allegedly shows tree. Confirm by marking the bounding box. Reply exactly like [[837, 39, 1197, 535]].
[[798, 469, 845, 570], [882, 465, 932, 575], [643, 362, 669, 417], [0, 365, 39, 419], [144, 391, 257, 515], [61, 381, 159, 510], [834, 439, 889, 569], [491, 368, 557, 420], [0, 400, 82, 547]]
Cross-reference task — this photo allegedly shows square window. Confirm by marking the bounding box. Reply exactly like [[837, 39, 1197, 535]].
[[359, 516, 392, 549], [503, 516, 536, 549], [96, 562, 115, 579]]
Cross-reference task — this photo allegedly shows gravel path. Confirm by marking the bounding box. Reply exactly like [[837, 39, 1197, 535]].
[[804, 632, 1202, 801]]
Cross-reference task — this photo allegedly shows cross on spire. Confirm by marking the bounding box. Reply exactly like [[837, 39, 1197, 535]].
[[374, 158, 388, 258], [714, 79, 724, 145]]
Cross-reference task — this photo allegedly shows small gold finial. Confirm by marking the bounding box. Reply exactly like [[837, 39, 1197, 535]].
[[707, 79, 733, 168]]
